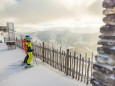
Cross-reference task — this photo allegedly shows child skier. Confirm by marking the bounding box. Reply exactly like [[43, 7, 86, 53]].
[[25, 36, 33, 68], [22, 37, 28, 65]]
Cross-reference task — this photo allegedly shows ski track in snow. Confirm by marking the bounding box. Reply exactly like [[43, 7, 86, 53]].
[[0, 61, 25, 81], [0, 44, 88, 86]]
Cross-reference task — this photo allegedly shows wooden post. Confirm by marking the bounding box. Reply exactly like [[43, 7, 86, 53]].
[[8, 36, 10, 41], [69, 52, 72, 76], [78, 54, 81, 80], [33, 44, 37, 57], [44, 47, 46, 62], [4, 37, 5, 43], [21, 37, 23, 49], [63, 51, 65, 72], [62, 51, 64, 72], [76, 56, 79, 79], [56, 49, 59, 69], [47, 48, 49, 64], [72, 52, 76, 78], [42, 42, 45, 62], [54, 49, 56, 68], [52, 48, 54, 67], [50, 47, 52, 65], [86, 58, 90, 85], [84, 53, 87, 83], [16, 37, 18, 47], [81, 57, 84, 82], [40, 43, 41, 58], [66, 49, 69, 76], [35, 45, 37, 57], [91, 52, 93, 78], [60, 47, 62, 71]]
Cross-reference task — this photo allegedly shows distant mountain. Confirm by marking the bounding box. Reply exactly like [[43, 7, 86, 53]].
[[16, 30, 100, 56]]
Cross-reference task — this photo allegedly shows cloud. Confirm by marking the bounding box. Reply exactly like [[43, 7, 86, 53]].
[[1, 0, 103, 23], [0, 0, 104, 32], [0, 0, 16, 11], [1, 0, 75, 24], [87, 0, 103, 16]]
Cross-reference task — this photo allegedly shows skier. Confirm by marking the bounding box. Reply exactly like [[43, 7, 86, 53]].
[[22, 36, 28, 65], [25, 36, 33, 68]]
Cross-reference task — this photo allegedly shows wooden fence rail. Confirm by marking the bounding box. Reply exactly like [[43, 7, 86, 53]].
[[16, 38, 94, 85]]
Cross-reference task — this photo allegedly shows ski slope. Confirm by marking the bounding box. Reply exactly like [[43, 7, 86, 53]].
[[0, 44, 88, 86]]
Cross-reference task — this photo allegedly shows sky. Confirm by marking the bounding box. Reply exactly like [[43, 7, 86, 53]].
[[0, 0, 104, 33]]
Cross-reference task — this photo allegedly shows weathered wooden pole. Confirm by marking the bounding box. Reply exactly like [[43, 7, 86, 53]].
[[42, 42, 45, 62], [66, 49, 69, 76]]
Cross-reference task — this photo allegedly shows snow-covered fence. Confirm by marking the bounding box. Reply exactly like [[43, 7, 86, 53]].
[[16, 39, 93, 85]]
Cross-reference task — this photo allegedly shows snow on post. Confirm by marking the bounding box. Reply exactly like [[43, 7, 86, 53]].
[[91, 0, 115, 86]]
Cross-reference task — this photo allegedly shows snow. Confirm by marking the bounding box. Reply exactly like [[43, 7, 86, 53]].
[[0, 35, 4, 43], [0, 44, 8, 51], [0, 44, 86, 86], [99, 39, 115, 43], [102, 33, 115, 36], [96, 54, 115, 65], [96, 71, 115, 80], [110, 46, 115, 50], [97, 46, 115, 50], [95, 62, 115, 71], [109, 74, 115, 80]]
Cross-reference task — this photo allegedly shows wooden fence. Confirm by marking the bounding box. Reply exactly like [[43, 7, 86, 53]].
[[16, 38, 94, 85]]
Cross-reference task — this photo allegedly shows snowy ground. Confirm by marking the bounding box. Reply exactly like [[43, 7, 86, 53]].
[[0, 44, 88, 86], [0, 44, 7, 51], [0, 35, 4, 43]]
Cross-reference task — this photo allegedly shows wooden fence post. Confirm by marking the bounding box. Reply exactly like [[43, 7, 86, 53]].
[[81, 57, 84, 82], [52, 49, 55, 67], [8, 36, 10, 41], [56, 49, 58, 69], [60, 47, 62, 71], [76, 56, 79, 79], [91, 52, 93, 78], [16, 37, 18, 47], [4, 37, 5, 43], [78, 54, 81, 80], [69, 52, 72, 76], [21, 37, 23, 49], [72, 52, 76, 78], [49, 47, 52, 65], [86, 58, 90, 85], [84, 53, 87, 83], [66, 49, 69, 76], [42, 42, 45, 62]]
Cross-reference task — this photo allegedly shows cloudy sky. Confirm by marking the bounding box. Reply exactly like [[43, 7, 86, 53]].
[[0, 0, 104, 33]]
